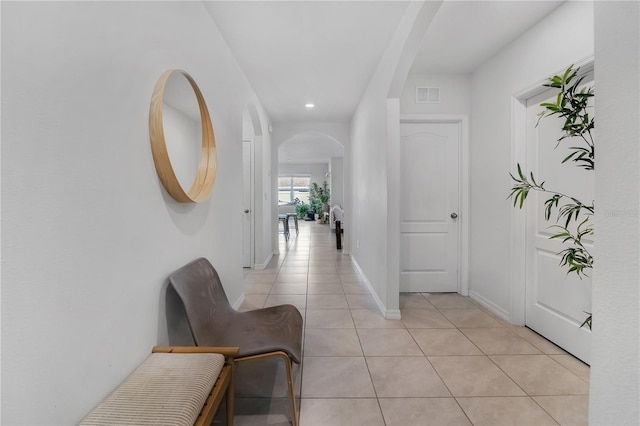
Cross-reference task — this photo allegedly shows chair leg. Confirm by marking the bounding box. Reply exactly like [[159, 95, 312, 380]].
[[284, 356, 299, 426], [236, 352, 298, 426]]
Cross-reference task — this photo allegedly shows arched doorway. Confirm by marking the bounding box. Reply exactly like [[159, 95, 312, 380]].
[[277, 131, 345, 241]]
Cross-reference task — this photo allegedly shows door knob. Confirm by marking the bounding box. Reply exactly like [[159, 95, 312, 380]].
[[244, 209, 250, 213], [450, 212, 458, 219]]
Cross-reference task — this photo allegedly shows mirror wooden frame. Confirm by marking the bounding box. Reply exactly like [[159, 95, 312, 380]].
[[149, 69, 217, 203]]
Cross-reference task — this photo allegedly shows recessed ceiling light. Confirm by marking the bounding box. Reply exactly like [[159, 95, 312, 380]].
[[305, 103, 315, 108]]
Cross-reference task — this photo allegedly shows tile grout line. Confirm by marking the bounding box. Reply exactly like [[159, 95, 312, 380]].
[[254, 224, 586, 425], [405, 308, 475, 426], [402, 293, 572, 424], [354, 306, 387, 425]]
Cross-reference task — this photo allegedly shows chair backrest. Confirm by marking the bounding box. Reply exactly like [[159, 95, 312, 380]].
[[168, 258, 236, 347]]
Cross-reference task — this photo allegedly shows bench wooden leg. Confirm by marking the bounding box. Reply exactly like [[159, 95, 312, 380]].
[[226, 359, 235, 426]]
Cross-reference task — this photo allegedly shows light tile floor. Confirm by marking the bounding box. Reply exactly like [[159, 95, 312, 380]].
[[228, 221, 590, 425]]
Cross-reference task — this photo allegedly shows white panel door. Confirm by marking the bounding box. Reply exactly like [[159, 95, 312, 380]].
[[242, 140, 253, 268], [400, 122, 460, 292], [525, 81, 593, 363]]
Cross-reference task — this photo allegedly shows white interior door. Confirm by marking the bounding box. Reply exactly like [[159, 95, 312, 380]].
[[242, 140, 253, 268], [400, 122, 460, 293], [525, 79, 593, 363]]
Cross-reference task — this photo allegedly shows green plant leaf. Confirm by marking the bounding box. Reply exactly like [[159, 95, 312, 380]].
[[508, 64, 595, 290]]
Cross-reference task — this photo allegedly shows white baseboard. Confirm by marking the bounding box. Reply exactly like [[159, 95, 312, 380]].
[[253, 252, 273, 270], [232, 294, 245, 310], [468, 290, 510, 323], [385, 309, 402, 320], [351, 257, 399, 319]]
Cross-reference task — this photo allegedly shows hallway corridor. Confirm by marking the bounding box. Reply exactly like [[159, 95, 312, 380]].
[[233, 221, 590, 425]]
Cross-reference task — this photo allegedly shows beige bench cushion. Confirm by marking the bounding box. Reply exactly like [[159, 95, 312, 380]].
[[81, 353, 225, 426]]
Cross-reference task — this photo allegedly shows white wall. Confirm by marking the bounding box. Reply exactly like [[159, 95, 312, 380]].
[[351, 93, 389, 293], [330, 157, 344, 208], [468, 1, 594, 318], [590, 2, 640, 423], [401, 73, 471, 115], [1, 2, 271, 424], [329, 157, 344, 229], [350, 1, 442, 317], [242, 107, 256, 141]]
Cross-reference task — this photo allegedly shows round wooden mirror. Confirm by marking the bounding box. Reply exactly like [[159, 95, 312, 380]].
[[149, 69, 217, 203]]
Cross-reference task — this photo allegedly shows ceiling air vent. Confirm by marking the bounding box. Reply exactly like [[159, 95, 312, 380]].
[[416, 86, 440, 103]]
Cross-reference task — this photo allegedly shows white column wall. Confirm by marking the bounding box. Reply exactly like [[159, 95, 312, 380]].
[[590, 2, 640, 423], [1, 2, 271, 424], [350, 1, 442, 316], [468, 1, 594, 317]]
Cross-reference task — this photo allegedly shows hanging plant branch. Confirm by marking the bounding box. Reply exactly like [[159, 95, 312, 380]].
[[508, 65, 595, 329], [508, 164, 594, 226], [549, 218, 594, 277], [537, 66, 595, 170]]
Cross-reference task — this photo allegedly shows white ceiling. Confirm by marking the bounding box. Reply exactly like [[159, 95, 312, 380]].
[[411, 1, 564, 74], [204, 1, 410, 123], [205, 0, 564, 162]]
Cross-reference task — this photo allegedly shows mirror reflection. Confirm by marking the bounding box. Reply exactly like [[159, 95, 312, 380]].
[[150, 69, 216, 203], [162, 72, 202, 191]]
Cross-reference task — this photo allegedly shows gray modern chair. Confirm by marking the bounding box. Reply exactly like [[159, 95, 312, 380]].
[[168, 257, 303, 426]]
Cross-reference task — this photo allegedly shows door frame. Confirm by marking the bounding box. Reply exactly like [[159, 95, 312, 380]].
[[242, 138, 255, 269], [399, 114, 470, 296], [509, 58, 594, 325]]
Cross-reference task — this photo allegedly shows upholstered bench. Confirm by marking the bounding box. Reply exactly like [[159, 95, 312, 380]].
[[80, 346, 238, 426]]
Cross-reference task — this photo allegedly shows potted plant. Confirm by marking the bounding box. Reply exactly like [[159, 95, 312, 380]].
[[309, 181, 331, 222], [295, 202, 310, 219]]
